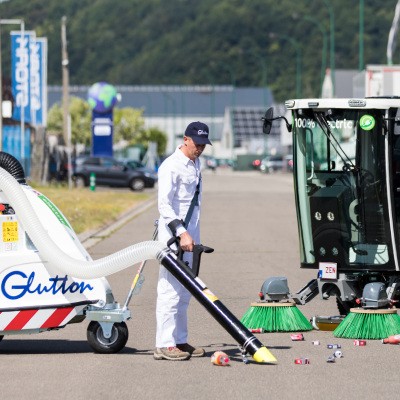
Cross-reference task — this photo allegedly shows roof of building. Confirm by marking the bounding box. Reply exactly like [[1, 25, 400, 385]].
[[48, 85, 274, 117]]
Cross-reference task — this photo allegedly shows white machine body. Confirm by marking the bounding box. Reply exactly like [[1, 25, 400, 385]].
[[0, 185, 110, 334]]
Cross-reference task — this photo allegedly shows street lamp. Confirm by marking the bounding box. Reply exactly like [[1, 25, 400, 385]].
[[322, 0, 335, 94], [243, 49, 268, 106], [204, 71, 216, 149], [269, 33, 302, 98], [0, 18, 25, 155], [162, 91, 177, 152], [359, 0, 364, 70], [210, 61, 236, 107], [293, 13, 327, 95], [241, 49, 269, 155]]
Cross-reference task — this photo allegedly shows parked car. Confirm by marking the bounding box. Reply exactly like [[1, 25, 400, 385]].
[[73, 156, 156, 191], [120, 159, 158, 182], [200, 155, 218, 171], [260, 154, 293, 173]]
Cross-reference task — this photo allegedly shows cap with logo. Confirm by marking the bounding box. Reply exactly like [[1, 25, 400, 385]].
[[184, 121, 212, 145]]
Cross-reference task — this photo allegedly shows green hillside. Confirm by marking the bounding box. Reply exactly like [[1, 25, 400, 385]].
[[0, 0, 397, 101]]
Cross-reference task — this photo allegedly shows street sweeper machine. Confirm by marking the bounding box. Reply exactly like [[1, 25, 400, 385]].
[[262, 97, 400, 315]]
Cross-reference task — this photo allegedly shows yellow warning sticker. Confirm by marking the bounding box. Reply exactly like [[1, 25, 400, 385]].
[[203, 288, 218, 302], [2, 221, 18, 242]]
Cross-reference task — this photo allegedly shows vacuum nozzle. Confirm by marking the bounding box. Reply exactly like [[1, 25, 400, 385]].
[[252, 346, 278, 364]]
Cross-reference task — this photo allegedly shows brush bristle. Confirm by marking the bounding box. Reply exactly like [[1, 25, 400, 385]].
[[241, 304, 313, 332], [334, 311, 400, 339]]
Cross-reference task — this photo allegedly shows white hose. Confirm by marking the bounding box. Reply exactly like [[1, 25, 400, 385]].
[[0, 167, 167, 279]]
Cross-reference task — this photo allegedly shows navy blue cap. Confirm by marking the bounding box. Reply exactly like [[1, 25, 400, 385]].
[[184, 121, 212, 145]]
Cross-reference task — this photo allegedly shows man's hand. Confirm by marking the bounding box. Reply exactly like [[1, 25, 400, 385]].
[[179, 231, 194, 252]]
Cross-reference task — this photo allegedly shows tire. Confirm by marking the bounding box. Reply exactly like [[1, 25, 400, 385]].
[[336, 297, 357, 316], [86, 321, 129, 354], [74, 175, 87, 188], [129, 178, 145, 191]]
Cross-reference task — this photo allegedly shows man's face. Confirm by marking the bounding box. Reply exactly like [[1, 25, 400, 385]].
[[184, 136, 206, 160]]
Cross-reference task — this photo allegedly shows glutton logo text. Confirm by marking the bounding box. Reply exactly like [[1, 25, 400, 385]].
[[1, 271, 94, 300]]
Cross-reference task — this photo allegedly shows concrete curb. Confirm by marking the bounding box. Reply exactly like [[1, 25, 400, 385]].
[[78, 193, 157, 249]]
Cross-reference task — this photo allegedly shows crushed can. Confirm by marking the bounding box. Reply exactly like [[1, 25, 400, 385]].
[[354, 340, 367, 346], [291, 333, 304, 341], [294, 357, 310, 365], [250, 328, 265, 333]]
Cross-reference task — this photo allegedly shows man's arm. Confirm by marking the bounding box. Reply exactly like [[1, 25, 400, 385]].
[[158, 165, 194, 251]]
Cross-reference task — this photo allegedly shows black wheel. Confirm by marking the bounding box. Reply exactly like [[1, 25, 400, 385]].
[[129, 178, 145, 191], [0, 335, 3, 342], [336, 297, 357, 316], [87, 321, 128, 354]]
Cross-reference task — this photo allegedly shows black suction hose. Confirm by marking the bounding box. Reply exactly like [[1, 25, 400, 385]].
[[158, 252, 277, 363], [0, 152, 26, 184]]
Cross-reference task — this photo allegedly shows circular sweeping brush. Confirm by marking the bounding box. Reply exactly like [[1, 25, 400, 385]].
[[333, 308, 400, 339], [241, 302, 313, 332]]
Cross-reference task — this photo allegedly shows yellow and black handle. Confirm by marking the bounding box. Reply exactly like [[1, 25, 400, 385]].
[[158, 250, 277, 364]]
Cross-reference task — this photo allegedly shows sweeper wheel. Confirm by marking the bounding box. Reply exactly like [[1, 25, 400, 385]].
[[336, 297, 357, 316], [87, 321, 129, 354]]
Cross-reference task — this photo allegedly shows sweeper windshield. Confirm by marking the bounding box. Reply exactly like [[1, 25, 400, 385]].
[[290, 101, 400, 273]]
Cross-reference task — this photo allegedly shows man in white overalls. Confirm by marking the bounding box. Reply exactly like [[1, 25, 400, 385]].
[[154, 121, 212, 361]]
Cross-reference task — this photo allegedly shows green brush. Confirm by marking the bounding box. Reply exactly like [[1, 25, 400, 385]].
[[334, 308, 400, 339], [241, 302, 313, 332]]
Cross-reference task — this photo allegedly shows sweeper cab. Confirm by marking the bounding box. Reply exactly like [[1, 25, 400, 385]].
[[262, 97, 400, 314]]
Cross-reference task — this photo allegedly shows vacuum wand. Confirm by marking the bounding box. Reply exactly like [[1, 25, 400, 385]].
[[123, 221, 159, 310], [158, 251, 277, 364]]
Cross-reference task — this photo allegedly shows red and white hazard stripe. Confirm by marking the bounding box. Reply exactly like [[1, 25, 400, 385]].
[[0, 306, 85, 332]]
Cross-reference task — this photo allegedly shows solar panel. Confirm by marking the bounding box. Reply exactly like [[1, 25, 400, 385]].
[[231, 104, 285, 147]]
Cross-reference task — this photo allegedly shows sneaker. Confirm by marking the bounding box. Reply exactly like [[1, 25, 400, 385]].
[[153, 346, 191, 361], [176, 343, 205, 357]]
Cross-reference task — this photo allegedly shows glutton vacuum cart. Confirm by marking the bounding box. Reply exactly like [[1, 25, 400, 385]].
[[263, 97, 400, 313], [0, 152, 276, 363]]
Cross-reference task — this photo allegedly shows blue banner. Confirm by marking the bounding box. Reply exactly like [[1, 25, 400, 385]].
[[30, 37, 47, 126], [11, 31, 36, 124], [91, 110, 114, 157], [2, 125, 31, 176]]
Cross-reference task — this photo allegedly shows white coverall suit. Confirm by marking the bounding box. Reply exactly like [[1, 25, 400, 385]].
[[156, 146, 202, 348]]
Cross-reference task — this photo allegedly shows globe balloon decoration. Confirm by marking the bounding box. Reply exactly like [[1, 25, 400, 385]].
[[88, 82, 118, 114]]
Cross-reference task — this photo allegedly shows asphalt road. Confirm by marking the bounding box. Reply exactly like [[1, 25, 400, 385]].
[[0, 169, 399, 400]]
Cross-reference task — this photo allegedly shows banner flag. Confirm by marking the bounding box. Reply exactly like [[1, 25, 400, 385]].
[[11, 30, 36, 123], [30, 37, 48, 126]]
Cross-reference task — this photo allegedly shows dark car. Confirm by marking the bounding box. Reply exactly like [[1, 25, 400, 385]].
[[120, 159, 158, 182], [73, 156, 156, 191]]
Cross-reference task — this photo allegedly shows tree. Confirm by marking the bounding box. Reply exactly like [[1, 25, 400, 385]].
[[47, 97, 167, 155], [132, 126, 168, 156], [47, 96, 91, 146], [113, 107, 145, 143]]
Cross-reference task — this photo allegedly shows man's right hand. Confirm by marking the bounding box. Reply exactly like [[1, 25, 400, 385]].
[[179, 231, 194, 252]]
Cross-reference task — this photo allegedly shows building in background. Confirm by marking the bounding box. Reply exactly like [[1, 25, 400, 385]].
[[48, 85, 283, 161]]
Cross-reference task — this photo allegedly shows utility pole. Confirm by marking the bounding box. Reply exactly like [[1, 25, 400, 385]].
[[61, 16, 69, 145]]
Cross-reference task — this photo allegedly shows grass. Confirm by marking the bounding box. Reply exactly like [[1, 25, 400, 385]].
[[33, 185, 152, 234]]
